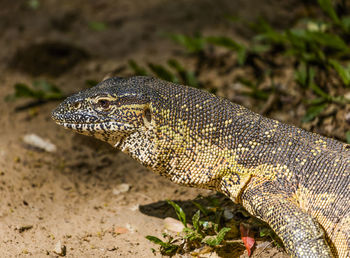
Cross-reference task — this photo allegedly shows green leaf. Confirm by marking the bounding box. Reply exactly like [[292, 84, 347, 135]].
[[202, 227, 231, 247], [145, 235, 178, 255], [295, 64, 307, 87], [192, 201, 210, 216], [148, 63, 179, 83], [128, 60, 148, 76], [307, 31, 349, 52], [206, 36, 243, 51], [302, 103, 327, 123], [146, 235, 166, 246], [329, 59, 350, 86], [206, 36, 247, 65], [259, 227, 272, 237], [294, 63, 316, 88], [167, 33, 205, 53], [237, 48, 247, 66], [346, 131, 350, 144], [285, 29, 307, 52], [192, 210, 201, 231], [216, 227, 233, 242], [183, 227, 203, 241], [317, 0, 340, 24], [5, 81, 63, 102], [340, 16, 350, 32], [88, 21, 107, 31], [167, 200, 187, 227], [252, 19, 286, 45], [250, 43, 271, 54], [310, 83, 331, 99], [33, 80, 61, 95], [13, 83, 38, 98]]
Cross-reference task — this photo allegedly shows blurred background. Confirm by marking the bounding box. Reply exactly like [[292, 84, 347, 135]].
[[0, 0, 349, 257]]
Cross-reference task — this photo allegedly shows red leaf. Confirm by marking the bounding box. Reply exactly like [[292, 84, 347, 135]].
[[240, 223, 255, 256]]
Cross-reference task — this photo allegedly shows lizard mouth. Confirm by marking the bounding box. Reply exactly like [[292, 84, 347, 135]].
[[55, 121, 106, 131], [56, 121, 127, 148], [55, 121, 133, 131]]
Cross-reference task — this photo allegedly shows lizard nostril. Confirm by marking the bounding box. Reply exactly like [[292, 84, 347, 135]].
[[73, 102, 81, 109]]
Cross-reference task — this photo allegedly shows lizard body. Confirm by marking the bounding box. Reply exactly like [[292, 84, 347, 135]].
[[52, 76, 350, 257]]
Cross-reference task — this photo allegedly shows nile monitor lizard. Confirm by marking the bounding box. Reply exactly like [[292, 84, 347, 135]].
[[51, 76, 350, 257]]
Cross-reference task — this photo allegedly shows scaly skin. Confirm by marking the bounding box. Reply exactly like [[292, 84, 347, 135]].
[[52, 76, 350, 257]]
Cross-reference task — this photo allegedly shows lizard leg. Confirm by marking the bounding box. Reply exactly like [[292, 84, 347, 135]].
[[240, 178, 333, 257]]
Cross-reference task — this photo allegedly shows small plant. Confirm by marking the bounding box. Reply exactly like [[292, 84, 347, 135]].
[[167, 33, 205, 54], [5, 80, 64, 102], [146, 200, 232, 256], [145, 234, 179, 256]]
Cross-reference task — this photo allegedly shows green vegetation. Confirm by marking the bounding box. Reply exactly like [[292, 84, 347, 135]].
[[146, 198, 282, 256], [5, 80, 64, 102], [162, 0, 350, 125], [128, 59, 200, 88], [146, 200, 232, 256], [88, 21, 108, 32]]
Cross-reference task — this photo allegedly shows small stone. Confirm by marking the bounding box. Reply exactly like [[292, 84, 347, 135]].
[[126, 223, 135, 233], [23, 134, 57, 152], [53, 241, 66, 256], [129, 204, 139, 211], [163, 217, 185, 233], [223, 209, 234, 221], [112, 183, 130, 195]]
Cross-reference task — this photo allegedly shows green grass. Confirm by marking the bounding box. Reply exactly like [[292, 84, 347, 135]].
[[5, 80, 64, 102], [156, 0, 350, 134]]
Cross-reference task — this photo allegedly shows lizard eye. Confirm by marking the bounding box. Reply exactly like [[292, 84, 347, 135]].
[[97, 99, 111, 110]]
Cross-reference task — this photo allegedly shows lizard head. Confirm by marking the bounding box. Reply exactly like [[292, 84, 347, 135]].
[[51, 77, 154, 147]]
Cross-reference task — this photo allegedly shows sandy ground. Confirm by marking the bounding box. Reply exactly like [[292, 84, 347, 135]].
[[0, 0, 306, 257]]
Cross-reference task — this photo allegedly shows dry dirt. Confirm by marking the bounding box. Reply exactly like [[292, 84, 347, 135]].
[[0, 0, 306, 257]]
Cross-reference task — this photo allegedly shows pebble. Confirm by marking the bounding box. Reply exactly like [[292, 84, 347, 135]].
[[223, 209, 234, 221], [53, 241, 66, 256], [23, 134, 57, 152], [163, 217, 185, 232], [112, 183, 130, 195]]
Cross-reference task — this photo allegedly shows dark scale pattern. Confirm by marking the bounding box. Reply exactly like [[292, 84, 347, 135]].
[[52, 76, 349, 257]]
